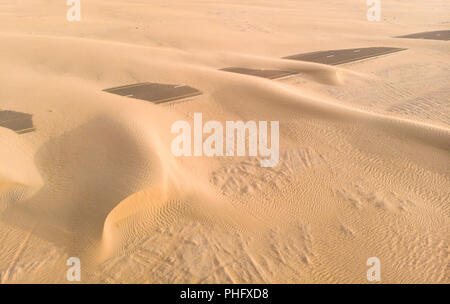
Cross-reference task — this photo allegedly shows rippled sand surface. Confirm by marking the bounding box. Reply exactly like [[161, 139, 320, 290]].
[[0, 0, 448, 283]]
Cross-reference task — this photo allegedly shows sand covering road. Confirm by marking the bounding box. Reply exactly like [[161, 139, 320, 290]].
[[0, 0, 449, 283]]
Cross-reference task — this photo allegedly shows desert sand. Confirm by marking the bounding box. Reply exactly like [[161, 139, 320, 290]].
[[0, 0, 448, 283]]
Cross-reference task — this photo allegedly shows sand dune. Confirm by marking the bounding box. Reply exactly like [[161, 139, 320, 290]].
[[0, 0, 448, 283]]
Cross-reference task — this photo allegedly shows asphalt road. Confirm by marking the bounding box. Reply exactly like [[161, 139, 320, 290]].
[[104, 83, 202, 104], [0, 110, 35, 134], [396, 30, 450, 41], [283, 47, 407, 65]]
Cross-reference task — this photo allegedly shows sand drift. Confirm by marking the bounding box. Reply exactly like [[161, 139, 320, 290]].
[[0, 0, 449, 284]]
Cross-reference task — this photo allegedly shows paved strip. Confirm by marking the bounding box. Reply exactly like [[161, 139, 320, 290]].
[[220, 67, 298, 79], [283, 47, 407, 65], [0, 110, 35, 134], [104, 82, 202, 104], [395, 30, 450, 41]]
